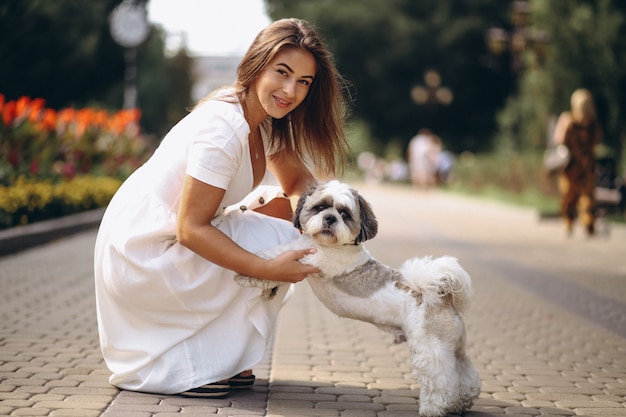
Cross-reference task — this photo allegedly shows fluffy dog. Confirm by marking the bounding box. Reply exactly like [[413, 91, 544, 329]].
[[235, 180, 481, 416]]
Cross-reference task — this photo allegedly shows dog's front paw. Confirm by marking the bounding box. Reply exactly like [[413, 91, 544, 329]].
[[234, 274, 282, 300], [234, 273, 259, 287]]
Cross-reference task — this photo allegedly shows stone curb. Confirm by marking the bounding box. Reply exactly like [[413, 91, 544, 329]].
[[0, 208, 105, 257]]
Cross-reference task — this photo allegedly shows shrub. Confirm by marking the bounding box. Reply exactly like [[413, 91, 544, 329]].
[[0, 94, 151, 184], [0, 94, 152, 229], [0, 175, 122, 230]]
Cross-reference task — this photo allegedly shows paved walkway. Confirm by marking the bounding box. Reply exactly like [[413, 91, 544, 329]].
[[1, 183, 625, 416]]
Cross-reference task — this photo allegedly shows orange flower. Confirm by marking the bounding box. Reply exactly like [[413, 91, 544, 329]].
[[107, 108, 142, 135], [38, 108, 57, 131], [2, 100, 17, 126], [0, 94, 5, 112], [74, 108, 93, 137], [15, 96, 30, 119], [94, 110, 106, 127], [57, 108, 76, 129], [28, 98, 46, 124]]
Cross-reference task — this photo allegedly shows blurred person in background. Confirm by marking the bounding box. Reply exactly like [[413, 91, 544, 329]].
[[407, 128, 441, 189], [553, 88, 602, 236]]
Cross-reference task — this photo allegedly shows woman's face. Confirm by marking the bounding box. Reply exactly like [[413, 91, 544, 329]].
[[252, 47, 316, 119]]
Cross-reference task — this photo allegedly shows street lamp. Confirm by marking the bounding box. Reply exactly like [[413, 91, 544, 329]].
[[109, 0, 151, 109], [485, 0, 549, 73], [411, 70, 453, 108]]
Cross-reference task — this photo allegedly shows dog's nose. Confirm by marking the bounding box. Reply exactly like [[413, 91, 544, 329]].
[[323, 215, 337, 226]]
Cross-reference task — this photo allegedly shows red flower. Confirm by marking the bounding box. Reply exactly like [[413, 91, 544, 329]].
[[30, 160, 40, 175], [2, 100, 17, 126], [8, 149, 19, 168], [28, 98, 46, 123]]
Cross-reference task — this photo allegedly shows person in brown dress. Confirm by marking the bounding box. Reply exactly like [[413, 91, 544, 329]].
[[553, 88, 602, 236]]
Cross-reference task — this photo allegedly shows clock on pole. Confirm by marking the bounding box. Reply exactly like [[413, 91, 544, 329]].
[[109, 0, 151, 109]]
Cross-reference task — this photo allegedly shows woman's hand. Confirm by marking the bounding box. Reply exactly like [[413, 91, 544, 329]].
[[263, 248, 321, 283]]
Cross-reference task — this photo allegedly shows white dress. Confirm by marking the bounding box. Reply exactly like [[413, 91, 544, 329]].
[[93, 97, 300, 394]]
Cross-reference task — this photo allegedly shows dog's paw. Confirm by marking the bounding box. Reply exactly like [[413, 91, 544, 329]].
[[233, 273, 258, 287], [234, 274, 283, 301]]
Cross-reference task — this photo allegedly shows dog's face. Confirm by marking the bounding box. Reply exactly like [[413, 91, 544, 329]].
[[294, 181, 378, 246]]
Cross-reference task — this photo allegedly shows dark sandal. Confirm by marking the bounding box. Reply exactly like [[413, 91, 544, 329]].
[[228, 372, 255, 389], [180, 381, 230, 398]]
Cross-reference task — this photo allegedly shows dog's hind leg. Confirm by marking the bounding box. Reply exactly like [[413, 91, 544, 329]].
[[404, 314, 462, 417], [455, 330, 481, 411], [409, 338, 460, 417]]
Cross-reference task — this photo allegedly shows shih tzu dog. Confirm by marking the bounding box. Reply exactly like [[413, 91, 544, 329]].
[[235, 180, 481, 417]]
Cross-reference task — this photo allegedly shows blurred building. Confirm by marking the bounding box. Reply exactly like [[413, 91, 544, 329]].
[[191, 56, 242, 102]]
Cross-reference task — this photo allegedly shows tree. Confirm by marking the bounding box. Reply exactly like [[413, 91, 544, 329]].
[[489, 0, 625, 161], [0, 0, 193, 139], [265, 0, 514, 154], [0, 0, 124, 108]]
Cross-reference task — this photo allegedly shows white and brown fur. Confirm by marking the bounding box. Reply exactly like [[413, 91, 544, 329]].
[[235, 180, 480, 416]]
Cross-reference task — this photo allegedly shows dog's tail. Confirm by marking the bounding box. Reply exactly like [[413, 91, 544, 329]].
[[399, 256, 472, 314]]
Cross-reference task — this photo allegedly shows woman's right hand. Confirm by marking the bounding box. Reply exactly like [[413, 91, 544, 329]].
[[264, 248, 320, 283]]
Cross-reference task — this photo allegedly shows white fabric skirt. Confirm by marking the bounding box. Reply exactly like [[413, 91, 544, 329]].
[[94, 195, 299, 394]]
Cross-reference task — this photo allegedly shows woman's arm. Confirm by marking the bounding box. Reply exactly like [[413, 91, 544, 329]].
[[176, 175, 318, 282], [267, 148, 317, 208], [553, 112, 572, 146]]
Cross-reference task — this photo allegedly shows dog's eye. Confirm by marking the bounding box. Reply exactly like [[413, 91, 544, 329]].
[[312, 204, 328, 213], [339, 209, 352, 220]]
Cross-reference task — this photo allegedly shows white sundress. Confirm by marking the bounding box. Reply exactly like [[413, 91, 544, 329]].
[[93, 97, 300, 394]]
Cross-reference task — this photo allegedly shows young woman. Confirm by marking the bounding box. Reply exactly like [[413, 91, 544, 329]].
[[94, 18, 350, 397]]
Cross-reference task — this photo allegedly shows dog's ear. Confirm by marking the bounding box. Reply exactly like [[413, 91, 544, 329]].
[[354, 190, 378, 243], [293, 182, 318, 230]]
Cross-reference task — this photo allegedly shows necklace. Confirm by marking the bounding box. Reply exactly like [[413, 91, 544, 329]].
[[250, 127, 263, 160], [242, 98, 265, 160]]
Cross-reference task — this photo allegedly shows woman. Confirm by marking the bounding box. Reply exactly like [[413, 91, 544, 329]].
[[94, 18, 349, 397], [553, 88, 602, 236]]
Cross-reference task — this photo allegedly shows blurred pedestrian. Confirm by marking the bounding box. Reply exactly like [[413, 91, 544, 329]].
[[436, 150, 455, 185], [553, 88, 602, 236], [94, 18, 349, 398], [407, 129, 441, 188]]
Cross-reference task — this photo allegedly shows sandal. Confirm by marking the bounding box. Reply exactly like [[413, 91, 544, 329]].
[[228, 371, 255, 389], [180, 380, 230, 398]]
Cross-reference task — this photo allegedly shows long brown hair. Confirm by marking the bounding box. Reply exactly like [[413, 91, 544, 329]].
[[200, 18, 350, 177]]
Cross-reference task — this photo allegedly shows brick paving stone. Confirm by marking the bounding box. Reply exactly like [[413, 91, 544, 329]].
[[573, 409, 626, 416], [11, 408, 50, 416], [538, 408, 577, 415]]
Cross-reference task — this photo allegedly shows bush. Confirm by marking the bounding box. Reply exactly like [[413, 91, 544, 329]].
[[0, 94, 153, 229], [448, 150, 561, 214], [0, 94, 151, 184], [0, 175, 122, 230]]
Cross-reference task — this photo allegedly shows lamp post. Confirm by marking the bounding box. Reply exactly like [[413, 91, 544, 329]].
[[485, 1, 549, 73], [411, 70, 453, 108], [109, 0, 151, 109]]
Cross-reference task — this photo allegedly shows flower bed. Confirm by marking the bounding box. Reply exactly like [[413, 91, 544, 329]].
[[0, 175, 122, 229], [1, 94, 152, 230]]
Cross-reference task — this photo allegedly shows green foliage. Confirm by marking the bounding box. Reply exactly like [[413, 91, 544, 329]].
[[448, 150, 560, 214], [0, 0, 123, 109], [0, 175, 122, 229], [265, 0, 514, 154], [496, 0, 626, 160], [0, 0, 193, 140], [265, 0, 626, 171], [0, 95, 151, 229]]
